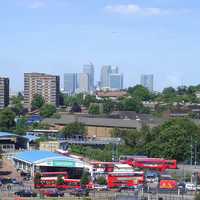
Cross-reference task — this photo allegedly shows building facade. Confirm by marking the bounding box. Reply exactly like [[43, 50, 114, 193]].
[[109, 73, 123, 91], [76, 73, 89, 93], [24, 73, 60, 109], [64, 73, 77, 95], [83, 63, 94, 92], [0, 77, 9, 109], [141, 74, 154, 92], [100, 65, 111, 89]]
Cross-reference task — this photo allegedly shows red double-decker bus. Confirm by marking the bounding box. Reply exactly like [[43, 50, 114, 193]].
[[34, 172, 93, 190], [107, 171, 144, 189], [34, 172, 67, 188], [35, 178, 81, 189], [119, 156, 177, 172], [91, 161, 115, 174]]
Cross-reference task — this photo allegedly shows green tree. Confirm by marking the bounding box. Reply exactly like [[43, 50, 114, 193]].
[[96, 176, 107, 185], [128, 85, 151, 101], [56, 175, 65, 185], [102, 99, 114, 114], [80, 171, 91, 187], [62, 122, 85, 138], [15, 116, 28, 135], [83, 95, 97, 107], [11, 96, 24, 116], [31, 94, 45, 110], [40, 104, 56, 117], [147, 118, 200, 161], [0, 108, 16, 131], [89, 103, 100, 114], [121, 98, 144, 113]]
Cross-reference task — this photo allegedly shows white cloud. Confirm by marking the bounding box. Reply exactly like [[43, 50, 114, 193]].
[[104, 4, 190, 16]]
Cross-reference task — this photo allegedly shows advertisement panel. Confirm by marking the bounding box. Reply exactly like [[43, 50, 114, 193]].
[[159, 180, 177, 190]]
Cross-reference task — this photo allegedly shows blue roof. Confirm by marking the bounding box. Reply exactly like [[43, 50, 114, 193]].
[[13, 151, 79, 164]]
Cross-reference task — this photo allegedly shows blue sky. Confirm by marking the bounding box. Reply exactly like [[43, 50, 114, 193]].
[[0, 0, 200, 92]]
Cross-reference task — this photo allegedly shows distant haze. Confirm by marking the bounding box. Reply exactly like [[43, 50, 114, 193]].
[[0, 0, 200, 92]]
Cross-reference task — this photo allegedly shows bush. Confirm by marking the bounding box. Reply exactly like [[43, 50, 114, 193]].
[[96, 176, 107, 185], [40, 104, 56, 117], [194, 193, 200, 200]]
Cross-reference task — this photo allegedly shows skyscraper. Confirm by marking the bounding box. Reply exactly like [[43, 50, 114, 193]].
[[109, 73, 123, 91], [76, 73, 89, 93], [24, 73, 60, 109], [83, 63, 94, 92], [100, 65, 111, 89], [64, 73, 77, 95], [140, 74, 154, 92], [0, 77, 9, 109]]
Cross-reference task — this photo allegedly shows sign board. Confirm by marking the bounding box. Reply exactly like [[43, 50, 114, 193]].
[[160, 180, 177, 190], [52, 160, 75, 167]]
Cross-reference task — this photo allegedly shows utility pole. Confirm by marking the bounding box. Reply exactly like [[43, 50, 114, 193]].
[[191, 136, 193, 166], [194, 141, 197, 168]]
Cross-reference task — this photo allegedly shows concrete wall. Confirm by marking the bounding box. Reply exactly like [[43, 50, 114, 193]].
[[39, 141, 60, 152], [87, 126, 113, 138]]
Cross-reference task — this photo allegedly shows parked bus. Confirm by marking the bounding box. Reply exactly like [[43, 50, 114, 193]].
[[91, 161, 115, 174], [57, 179, 81, 189], [34, 172, 68, 188], [120, 156, 177, 172], [40, 172, 68, 179], [107, 171, 144, 189]]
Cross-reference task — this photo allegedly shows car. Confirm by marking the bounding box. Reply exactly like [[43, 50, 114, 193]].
[[11, 179, 22, 185], [117, 186, 136, 192], [1, 178, 13, 184], [41, 189, 64, 197], [15, 190, 37, 197], [94, 184, 108, 191], [185, 183, 196, 191], [69, 188, 89, 197], [146, 175, 159, 183], [23, 176, 31, 181]]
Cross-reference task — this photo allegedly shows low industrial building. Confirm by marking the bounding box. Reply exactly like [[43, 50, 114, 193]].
[[0, 132, 29, 152], [43, 114, 142, 138], [12, 151, 91, 177]]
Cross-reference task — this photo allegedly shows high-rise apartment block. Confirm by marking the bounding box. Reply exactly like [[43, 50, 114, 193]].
[[24, 73, 60, 109], [64, 73, 77, 95], [0, 77, 9, 109], [83, 63, 94, 92], [140, 74, 154, 92]]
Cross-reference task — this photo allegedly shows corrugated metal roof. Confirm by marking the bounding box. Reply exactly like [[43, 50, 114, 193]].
[[13, 151, 81, 164], [43, 115, 142, 129]]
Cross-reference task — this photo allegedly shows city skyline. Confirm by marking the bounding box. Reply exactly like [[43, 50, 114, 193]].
[[1, 0, 200, 92]]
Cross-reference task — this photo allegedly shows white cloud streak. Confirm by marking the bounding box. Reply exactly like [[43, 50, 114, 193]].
[[104, 4, 190, 16]]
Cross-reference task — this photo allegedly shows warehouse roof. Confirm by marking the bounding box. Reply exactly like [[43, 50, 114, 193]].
[[13, 150, 85, 167], [43, 114, 142, 129]]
